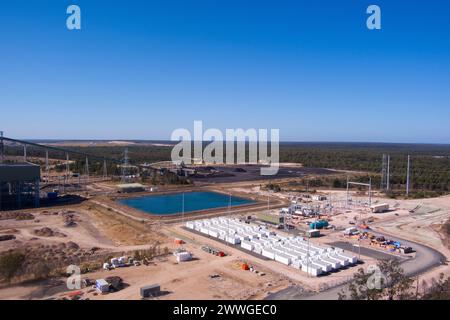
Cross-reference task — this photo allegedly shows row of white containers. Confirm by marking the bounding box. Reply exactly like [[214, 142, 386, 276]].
[[186, 217, 358, 277]]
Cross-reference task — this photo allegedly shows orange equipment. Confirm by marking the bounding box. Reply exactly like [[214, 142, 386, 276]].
[[241, 263, 250, 270], [174, 238, 184, 245]]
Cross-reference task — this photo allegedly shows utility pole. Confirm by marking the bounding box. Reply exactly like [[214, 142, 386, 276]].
[[23, 145, 27, 162], [406, 155, 411, 197]]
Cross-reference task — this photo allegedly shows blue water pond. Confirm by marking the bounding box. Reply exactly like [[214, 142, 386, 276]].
[[118, 191, 255, 215]]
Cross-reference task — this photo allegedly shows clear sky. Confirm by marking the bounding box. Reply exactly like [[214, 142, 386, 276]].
[[1, 0, 449, 143]]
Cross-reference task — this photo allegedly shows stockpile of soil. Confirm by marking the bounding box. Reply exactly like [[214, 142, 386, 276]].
[[0, 212, 35, 221], [33, 227, 66, 238], [61, 211, 79, 227]]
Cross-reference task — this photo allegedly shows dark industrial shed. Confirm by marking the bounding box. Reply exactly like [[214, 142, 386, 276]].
[[0, 163, 40, 210]]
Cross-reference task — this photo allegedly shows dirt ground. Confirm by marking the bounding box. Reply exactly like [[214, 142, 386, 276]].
[[1, 183, 449, 300]]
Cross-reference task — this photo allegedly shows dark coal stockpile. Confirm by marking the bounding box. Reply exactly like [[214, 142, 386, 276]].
[[191, 165, 334, 183]]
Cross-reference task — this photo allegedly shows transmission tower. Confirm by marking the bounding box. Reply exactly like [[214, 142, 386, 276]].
[[85, 156, 89, 183], [406, 155, 411, 197], [121, 148, 130, 183], [381, 154, 390, 191], [103, 159, 108, 179]]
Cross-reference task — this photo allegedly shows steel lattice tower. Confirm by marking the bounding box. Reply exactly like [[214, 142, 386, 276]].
[[121, 148, 130, 183]]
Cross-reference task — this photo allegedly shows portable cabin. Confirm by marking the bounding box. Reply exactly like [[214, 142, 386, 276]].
[[140, 284, 161, 298], [95, 279, 110, 293]]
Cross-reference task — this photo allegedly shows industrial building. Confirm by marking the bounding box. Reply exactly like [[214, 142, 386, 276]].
[[0, 163, 40, 210]]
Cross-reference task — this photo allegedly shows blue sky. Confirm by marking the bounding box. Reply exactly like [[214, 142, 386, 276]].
[[0, 0, 449, 143]]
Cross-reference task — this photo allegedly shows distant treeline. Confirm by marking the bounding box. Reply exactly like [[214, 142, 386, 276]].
[[3, 142, 450, 193]]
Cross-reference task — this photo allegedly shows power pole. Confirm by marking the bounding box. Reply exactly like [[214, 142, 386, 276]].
[[406, 155, 411, 197], [23, 145, 27, 162]]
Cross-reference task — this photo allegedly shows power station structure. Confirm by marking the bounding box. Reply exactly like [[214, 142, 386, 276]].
[[0, 162, 40, 210], [0, 133, 123, 211]]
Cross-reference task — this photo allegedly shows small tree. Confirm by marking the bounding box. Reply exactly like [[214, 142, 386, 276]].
[[340, 259, 413, 300], [338, 267, 384, 300], [378, 259, 413, 300], [421, 273, 450, 300]]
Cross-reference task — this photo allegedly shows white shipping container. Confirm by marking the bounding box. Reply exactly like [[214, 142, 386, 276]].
[[337, 253, 358, 264], [241, 241, 254, 251], [262, 248, 276, 259], [208, 230, 219, 238], [319, 257, 341, 269], [275, 253, 291, 265], [301, 263, 322, 276], [186, 222, 195, 229], [226, 236, 241, 245], [311, 259, 332, 272], [176, 252, 192, 262], [330, 254, 349, 266], [253, 247, 262, 254]]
